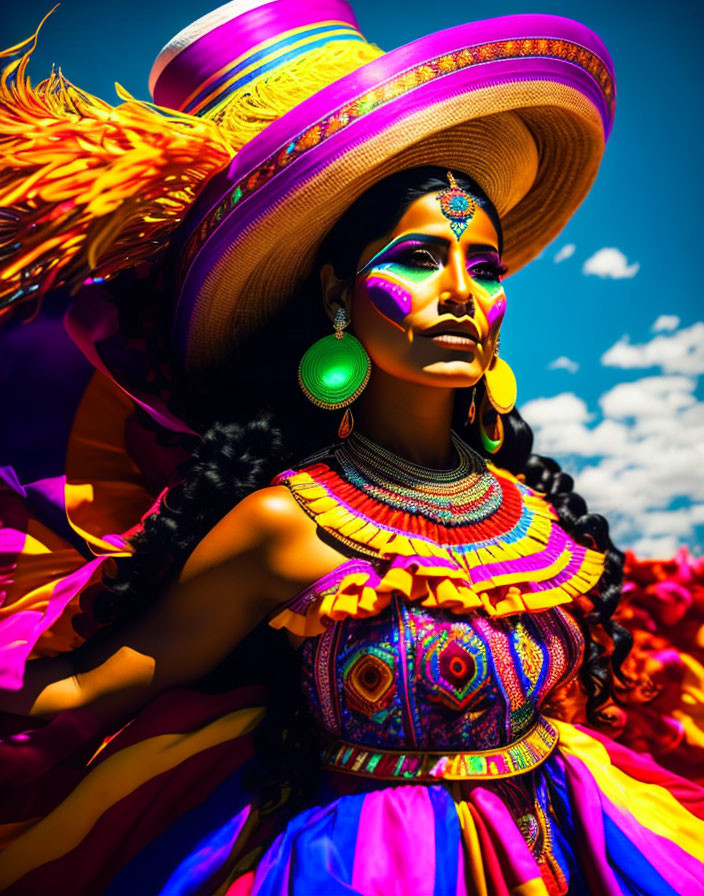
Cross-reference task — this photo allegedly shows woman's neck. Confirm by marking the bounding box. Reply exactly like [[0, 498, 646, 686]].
[[352, 368, 456, 469]]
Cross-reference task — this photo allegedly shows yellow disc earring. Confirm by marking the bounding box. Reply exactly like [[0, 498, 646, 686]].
[[483, 354, 517, 415]]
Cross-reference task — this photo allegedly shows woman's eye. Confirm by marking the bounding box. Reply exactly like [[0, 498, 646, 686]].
[[468, 261, 506, 280], [404, 248, 440, 269]]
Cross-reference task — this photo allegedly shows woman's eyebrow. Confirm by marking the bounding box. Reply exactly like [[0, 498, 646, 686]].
[[465, 244, 501, 257], [357, 233, 448, 274]]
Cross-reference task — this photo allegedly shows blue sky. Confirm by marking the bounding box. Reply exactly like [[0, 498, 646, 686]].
[[4, 0, 703, 555]]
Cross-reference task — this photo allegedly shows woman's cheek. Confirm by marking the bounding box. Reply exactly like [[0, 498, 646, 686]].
[[486, 289, 507, 330], [363, 273, 412, 329]]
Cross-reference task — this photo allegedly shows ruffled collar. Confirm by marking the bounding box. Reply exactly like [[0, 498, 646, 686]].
[[270, 438, 604, 637]]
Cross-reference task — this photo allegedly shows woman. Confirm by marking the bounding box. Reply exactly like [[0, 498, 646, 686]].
[[0, 3, 702, 895]]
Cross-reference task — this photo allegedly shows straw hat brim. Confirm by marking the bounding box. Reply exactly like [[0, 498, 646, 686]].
[[172, 13, 615, 370]]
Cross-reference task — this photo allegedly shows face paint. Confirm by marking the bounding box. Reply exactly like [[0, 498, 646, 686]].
[[486, 290, 507, 328], [358, 235, 442, 327], [464, 251, 506, 329]]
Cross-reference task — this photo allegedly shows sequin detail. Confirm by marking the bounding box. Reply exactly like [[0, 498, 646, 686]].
[[319, 716, 558, 781]]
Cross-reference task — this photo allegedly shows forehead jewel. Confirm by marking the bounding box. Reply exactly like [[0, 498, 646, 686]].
[[437, 171, 477, 241]]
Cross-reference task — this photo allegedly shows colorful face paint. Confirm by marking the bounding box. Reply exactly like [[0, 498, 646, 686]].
[[465, 251, 506, 328], [358, 234, 443, 327], [365, 273, 412, 326], [486, 290, 507, 328]]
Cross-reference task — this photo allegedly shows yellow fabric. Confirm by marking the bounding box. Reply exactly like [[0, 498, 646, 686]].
[[269, 466, 605, 633], [456, 801, 490, 896], [0, 705, 265, 888], [455, 801, 549, 896], [552, 720, 704, 861]]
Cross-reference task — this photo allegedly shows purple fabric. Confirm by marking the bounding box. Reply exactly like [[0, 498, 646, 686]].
[[153, 0, 360, 109], [64, 290, 196, 435], [173, 12, 614, 358], [0, 305, 94, 483]]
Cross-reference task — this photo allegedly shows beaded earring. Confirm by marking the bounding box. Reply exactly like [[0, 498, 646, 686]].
[[298, 306, 371, 437]]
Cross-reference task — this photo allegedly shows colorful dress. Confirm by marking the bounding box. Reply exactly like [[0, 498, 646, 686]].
[[1, 399, 704, 895]]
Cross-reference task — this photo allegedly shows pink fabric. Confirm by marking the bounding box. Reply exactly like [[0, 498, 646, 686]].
[[469, 787, 544, 889], [557, 754, 631, 896], [0, 555, 106, 689], [352, 787, 437, 895]]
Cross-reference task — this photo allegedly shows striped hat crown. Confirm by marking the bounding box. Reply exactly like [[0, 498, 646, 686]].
[[149, 0, 383, 150]]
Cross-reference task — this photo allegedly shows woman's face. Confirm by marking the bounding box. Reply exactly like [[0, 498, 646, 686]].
[[348, 191, 506, 389]]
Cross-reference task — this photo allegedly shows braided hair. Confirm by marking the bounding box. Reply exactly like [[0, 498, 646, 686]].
[[104, 167, 630, 799]]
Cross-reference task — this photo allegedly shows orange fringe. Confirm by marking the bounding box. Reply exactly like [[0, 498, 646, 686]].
[[0, 11, 236, 318]]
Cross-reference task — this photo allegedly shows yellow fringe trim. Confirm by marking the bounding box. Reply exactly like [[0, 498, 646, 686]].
[[270, 469, 606, 634], [210, 39, 384, 152], [0, 14, 235, 312], [0, 11, 383, 316]]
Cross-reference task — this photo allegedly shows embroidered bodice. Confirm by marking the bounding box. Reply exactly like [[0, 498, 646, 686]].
[[270, 433, 603, 781], [298, 574, 584, 778]]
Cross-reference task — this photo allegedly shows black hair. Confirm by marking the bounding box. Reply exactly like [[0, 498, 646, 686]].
[[103, 165, 630, 803]]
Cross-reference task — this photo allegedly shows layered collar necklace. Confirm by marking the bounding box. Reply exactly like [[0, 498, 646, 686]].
[[334, 430, 502, 527], [274, 431, 605, 623]]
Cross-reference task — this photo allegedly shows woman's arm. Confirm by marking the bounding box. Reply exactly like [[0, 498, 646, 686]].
[[1, 486, 332, 726]]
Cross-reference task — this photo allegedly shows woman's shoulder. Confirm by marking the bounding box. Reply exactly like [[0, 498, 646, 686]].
[[197, 485, 312, 560]]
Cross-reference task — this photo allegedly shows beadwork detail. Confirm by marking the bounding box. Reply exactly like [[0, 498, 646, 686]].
[[271, 432, 606, 633], [337, 430, 501, 525], [319, 716, 559, 781], [300, 600, 585, 770], [437, 171, 476, 240]]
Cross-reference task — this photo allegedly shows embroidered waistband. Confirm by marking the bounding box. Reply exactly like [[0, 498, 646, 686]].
[[321, 716, 558, 781]]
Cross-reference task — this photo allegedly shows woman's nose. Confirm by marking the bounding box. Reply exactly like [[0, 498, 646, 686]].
[[439, 249, 473, 314], [439, 290, 474, 317], [440, 252, 474, 315]]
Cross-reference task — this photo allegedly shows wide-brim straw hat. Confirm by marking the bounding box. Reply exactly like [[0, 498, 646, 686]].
[[0, 1, 615, 371]]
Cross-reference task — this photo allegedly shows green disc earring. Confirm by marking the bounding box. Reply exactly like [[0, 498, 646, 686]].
[[298, 307, 371, 412]]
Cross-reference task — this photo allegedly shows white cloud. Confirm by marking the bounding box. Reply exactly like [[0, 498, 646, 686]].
[[554, 243, 576, 263], [630, 535, 682, 558], [521, 392, 591, 427], [520, 322, 704, 556], [582, 247, 640, 279], [601, 323, 704, 375], [652, 314, 680, 333], [598, 375, 697, 419], [548, 356, 579, 374]]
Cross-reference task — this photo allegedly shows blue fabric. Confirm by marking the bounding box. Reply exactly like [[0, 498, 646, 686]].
[[603, 813, 681, 896], [252, 794, 365, 895], [428, 786, 460, 896], [103, 761, 255, 896]]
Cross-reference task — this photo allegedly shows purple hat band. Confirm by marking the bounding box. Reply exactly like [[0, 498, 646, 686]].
[[166, 12, 616, 367], [151, 0, 361, 112]]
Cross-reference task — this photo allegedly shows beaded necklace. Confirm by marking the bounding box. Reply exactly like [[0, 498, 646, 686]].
[[335, 430, 502, 526]]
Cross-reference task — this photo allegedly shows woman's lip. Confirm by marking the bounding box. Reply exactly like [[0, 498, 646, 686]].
[[428, 334, 480, 351]]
